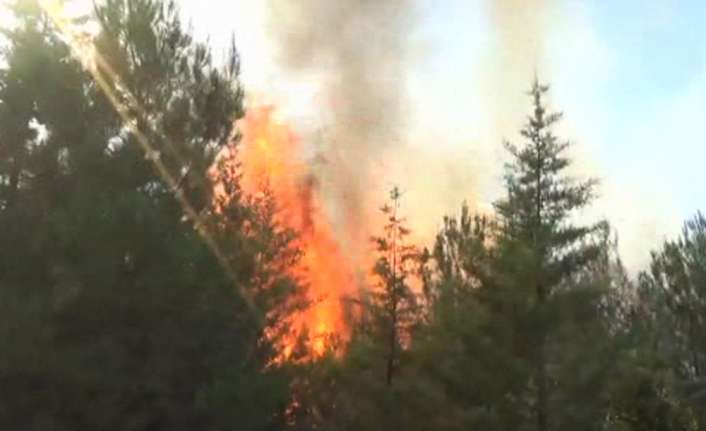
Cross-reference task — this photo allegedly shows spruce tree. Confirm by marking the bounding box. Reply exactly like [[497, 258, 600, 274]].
[[493, 78, 605, 431]]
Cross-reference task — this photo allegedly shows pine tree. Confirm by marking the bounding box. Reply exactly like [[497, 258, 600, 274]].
[[370, 186, 420, 385], [0, 1, 298, 429], [286, 188, 427, 431], [431, 202, 493, 298], [638, 212, 706, 424], [493, 78, 605, 431]]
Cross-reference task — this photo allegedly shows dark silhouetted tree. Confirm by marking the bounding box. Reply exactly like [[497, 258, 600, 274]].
[[0, 1, 299, 430], [370, 186, 420, 386]]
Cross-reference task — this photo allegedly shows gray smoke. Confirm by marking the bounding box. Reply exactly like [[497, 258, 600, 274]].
[[486, 0, 551, 140], [267, 0, 414, 250]]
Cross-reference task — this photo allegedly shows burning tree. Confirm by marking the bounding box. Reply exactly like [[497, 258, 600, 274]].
[[229, 105, 359, 359]]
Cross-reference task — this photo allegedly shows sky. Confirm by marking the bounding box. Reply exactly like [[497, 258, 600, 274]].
[[178, 0, 706, 271], [545, 0, 706, 269], [33, 0, 706, 272]]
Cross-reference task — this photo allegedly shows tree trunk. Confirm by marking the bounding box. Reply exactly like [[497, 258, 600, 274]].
[[386, 264, 398, 386], [537, 326, 549, 431], [6, 161, 20, 208], [386, 309, 396, 386], [386, 192, 400, 387], [535, 131, 549, 431]]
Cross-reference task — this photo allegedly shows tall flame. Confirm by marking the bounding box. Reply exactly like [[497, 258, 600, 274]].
[[236, 105, 357, 358]]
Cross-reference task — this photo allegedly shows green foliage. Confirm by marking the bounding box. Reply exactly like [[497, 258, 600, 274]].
[[0, 1, 297, 430], [491, 79, 608, 431], [641, 212, 706, 379], [636, 212, 706, 426]]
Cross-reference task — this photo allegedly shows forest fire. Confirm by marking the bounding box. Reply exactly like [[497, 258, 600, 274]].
[[235, 105, 358, 358]]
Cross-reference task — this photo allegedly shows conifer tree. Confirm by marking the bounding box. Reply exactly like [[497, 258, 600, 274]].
[[493, 78, 605, 431], [370, 186, 420, 385], [0, 1, 298, 429], [639, 212, 706, 424]]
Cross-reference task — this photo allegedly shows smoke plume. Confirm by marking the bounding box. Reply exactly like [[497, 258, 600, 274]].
[[484, 0, 552, 145], [267, 0, 414, 262], [265, 0, 560, 258]]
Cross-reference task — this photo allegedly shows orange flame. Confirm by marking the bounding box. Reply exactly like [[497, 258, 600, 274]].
[[235, 105, 357, 358]]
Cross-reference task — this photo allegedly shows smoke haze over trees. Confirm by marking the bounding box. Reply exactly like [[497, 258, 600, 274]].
[[0, 1, 704, 430]]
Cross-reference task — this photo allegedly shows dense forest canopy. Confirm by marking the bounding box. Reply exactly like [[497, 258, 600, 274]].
[[0, 1, 704, 430]]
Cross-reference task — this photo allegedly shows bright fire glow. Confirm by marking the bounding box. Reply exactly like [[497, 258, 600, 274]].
[[234, 105, 357, 358]]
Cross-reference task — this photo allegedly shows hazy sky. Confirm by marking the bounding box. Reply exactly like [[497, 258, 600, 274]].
[[177, 0, 706, 270], [38, 0, 706, 271]]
